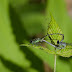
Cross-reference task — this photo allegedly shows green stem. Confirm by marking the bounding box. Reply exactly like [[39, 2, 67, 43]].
[[54, 48, 56, 72]]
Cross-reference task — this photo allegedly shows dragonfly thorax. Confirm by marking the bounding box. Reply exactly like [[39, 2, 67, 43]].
[[30, 38, 42, 44]]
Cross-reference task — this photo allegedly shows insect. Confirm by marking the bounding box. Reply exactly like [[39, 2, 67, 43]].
[[30, 33, 65, 49], [57, 40, 72, 49], [46, 33, 65, 49], [30, 38, 43, 45]]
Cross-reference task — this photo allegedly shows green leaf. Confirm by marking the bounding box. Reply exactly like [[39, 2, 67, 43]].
[[45, 0, 72, 72], [22, 14, 72, 58], [20, 44, 55, 55], [57, 46, 72, 57], [10, 0, 29, 7], [0, 0, 30, 68], [47, 14, 63, 44], [48, 14, 72, 57], [20, 43, 72, 57], [0, 0, 46, 72]]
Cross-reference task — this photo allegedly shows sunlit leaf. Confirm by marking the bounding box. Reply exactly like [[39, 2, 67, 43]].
[[57, 44, 72, 57], [47, 14, 63, 44], [20, 44, 55, 55]]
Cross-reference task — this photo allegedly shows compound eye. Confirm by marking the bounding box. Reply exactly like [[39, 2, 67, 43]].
[[30, 40, 32, 43], [57, 40, 59, 44]]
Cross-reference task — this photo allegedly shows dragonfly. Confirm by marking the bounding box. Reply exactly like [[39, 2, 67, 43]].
[[30, 33, 69, 49]]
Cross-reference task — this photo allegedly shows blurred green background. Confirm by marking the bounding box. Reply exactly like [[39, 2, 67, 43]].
[[0, 0, 72, 72]]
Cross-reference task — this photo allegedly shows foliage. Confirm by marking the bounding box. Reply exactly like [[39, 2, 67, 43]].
[[0, 0, 72, 72], [22, 14, 72, 57]]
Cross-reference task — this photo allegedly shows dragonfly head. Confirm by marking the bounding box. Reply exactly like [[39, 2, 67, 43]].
[[57, 40, 59, 44]]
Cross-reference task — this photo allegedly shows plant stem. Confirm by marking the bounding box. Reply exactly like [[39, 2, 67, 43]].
[[54, 48, 56, 72]]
